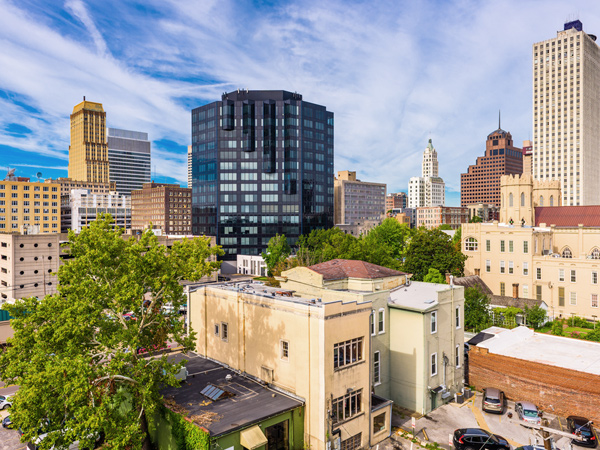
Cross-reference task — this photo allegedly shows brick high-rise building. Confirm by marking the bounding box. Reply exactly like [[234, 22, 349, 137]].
[[533, 20, 600, 206], [460, 124, 523, 207], [68, 99, 109, 184], [131, 182, 192, 235], [385, 192, 407, 212]]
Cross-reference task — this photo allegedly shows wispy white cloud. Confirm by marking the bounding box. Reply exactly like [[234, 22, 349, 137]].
[[64, 0, 109, 56]]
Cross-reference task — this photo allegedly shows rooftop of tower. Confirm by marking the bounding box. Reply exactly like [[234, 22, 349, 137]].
[[221, 89, 303, 102]]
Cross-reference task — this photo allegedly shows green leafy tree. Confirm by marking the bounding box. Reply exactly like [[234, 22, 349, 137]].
[[297, 228, 364, 265], [551, 319, 565, 336], [464, 286, 492, 332], [469, 215, 483, 223], [0, 215, 222, 449], [423, 268, 446, 284], [262, 234, 291, 276], [523, 304, 547, 329], [362, 219, 413, 269], [438, 224, 453, 230], [402, 228, 467, 281], [452, 226, 462, 251]]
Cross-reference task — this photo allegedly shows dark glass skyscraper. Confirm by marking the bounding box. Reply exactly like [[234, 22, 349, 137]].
[[191, 90, 334, 259]]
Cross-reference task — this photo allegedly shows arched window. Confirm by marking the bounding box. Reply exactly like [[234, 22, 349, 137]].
[[539, 196, 544, 206], [591, 248, 600, 260], [465, 237, 478, 251], [562, 247, 572, 258], [549, 195, 554, 206], [521, 192, 525, 207], [509, 193, 513, 207]]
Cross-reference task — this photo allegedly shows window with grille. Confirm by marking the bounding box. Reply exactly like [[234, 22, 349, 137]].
[[333, 337, 363, 369], [558, 287, 565, 306], [373, 351, 380, 385], [340, 433, 362, 450], [280, 340, 289, 361], [465, 238, 478, 251], [592, 294, 598, 308], [332, 390, 362, 424], [500, 282, 505, 296]]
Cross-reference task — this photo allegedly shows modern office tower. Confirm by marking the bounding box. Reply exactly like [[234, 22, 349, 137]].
[[460, 125, 523, 207], [68, 98, 109, 184], [334, 170, 386, 225], [187, 145, 192, 188], [191, 90, 334, 260], [0, 170, 60, 233], [61, 189, 130, 233], [131, 182, 192, 235], [408, 139, 445, 208], [385, 192, 407, 212], [533, 20, 600, 206], [107, 128, 151, 195]]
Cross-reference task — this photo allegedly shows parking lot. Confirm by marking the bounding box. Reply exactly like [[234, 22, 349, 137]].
[[394, 391, 583, 450]]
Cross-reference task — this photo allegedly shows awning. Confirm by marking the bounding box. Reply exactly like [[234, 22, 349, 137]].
[[240, 425, 268, 450], [430, 386, 444, 394]]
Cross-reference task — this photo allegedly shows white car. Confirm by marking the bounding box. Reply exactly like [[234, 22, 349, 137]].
[[0, 395, 12, 410], [515, 401, 542, 425]]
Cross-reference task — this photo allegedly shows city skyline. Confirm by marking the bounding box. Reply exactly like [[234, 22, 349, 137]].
[[1, 1, 600, 206]]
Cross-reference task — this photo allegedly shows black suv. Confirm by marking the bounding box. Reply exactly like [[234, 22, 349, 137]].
[[453, 428, 511, 450], [567, 416, 597, 448]]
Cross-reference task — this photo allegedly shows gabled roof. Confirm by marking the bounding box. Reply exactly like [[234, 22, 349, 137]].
[[306, 259, 405, 281], [452, 275, 493, 295], [490, 295, 545, 309], [535, 206, 600, 227]]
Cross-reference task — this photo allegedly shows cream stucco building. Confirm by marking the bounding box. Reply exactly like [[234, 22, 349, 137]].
[[463, 174, 600, 320]]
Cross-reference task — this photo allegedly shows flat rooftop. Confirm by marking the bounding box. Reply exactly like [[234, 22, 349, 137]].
[[476, 326, 600, 375], [201, 282, 323, 306], [162, 353, 303, 437], [388, 280, 459, 312]]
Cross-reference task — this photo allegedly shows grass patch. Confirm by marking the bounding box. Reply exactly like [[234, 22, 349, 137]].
[[253, 276, 269, 281], [564, 326, 590, 334]]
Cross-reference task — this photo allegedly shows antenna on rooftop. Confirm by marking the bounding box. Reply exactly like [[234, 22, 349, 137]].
[[498, 110, 501, 130]]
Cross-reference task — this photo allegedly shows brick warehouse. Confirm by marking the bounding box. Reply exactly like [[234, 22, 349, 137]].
[[468, 327, 600, 423]]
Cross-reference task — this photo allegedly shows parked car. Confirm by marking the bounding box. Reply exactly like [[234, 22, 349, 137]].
[[0, 394, 12, 409], [482, 387, 505, 414], [515, 446, 545, 450], [567, 416, 597, 448], [453, 428, 511, 450], [2, 415, 13, 428], [515, 401, 542, 425]]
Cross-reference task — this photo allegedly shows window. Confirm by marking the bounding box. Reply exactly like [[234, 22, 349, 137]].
[[500, 240, 505, 252], [430, 311, 437, 334], [373, 351, 381, 385], [455, 306, 461, 329], [562, 247, 572, 258], [332, 390, 362, 424], [455, 345, 461, 368], [536, 285, 542, 301], [559, 269, 565, 282], [340, 433, 362, 450], [536, 268, 542, 280], [465, 237, 478, 251], [591, 248, 600, 259], [370, 310, 375, 336], [373, 412, 386, 434], [431, 353, 437, 376], [485, 260, 491, 273], [333, 337, 364, 369], [521, 192, 525, 207], [509, 261, 514, 274], [558, 287, 565, 306], [523, 241, 529, 253], [280, 340, 289, 361], [509, 241, 514, 252], [570, 292, 577, 306], [500, 261, 505, 274], [509, 193, 513, 207], [571, 270, 576, 282], [523, 262, 529, 276], [214, 324, 219, 336], [592, 271, 598, 285], [378, 308, 385, 334], [500, 282, 506, 296], [592, 294, 598, 308], [523, 285, 529, 297], [221, 322, 228, 341], [486, 240, 491, 252]]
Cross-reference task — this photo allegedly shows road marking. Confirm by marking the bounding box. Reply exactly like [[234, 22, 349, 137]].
[[468, 401, 523, 448], [558, 418, 564, 432]]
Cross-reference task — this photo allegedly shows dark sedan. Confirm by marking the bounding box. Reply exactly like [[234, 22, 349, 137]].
[[453, 428, 511, 450], [567, 416, 597, 448]]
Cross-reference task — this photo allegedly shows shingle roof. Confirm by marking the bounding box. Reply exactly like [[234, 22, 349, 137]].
[[452, 275, 493, 295], [490, 295, 545, 309], [306, 259, 405, 281], [535, 206, 600, 227]]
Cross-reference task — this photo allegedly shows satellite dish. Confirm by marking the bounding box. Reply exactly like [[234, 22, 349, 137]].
[[36, 172, 42, 181], [7, 168, 15, 177]]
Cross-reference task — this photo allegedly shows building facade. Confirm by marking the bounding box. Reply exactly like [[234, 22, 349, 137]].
[[191, 90, 334, 260], [45, 178, 115, 197], [416, 206, 468, 230], [107, 128, 151, 196], [408, 139, 445, 208], [385, 192, 407, 212], [68, 99, 109, 184], [522, 139, 533, 175], [466, 203, 500, 222], [61, 189, 131, 233], [463, 174, 600, 320], [334, 170, 386, 226], [0, 173, 60, 233], [532, 20, 600, 206], [131, 183, 192, 235], [460, 126, 523, 207], [187, 145, 192, 189]]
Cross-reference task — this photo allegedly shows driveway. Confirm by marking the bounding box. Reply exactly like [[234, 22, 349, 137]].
[[394, 391, 573, 450]]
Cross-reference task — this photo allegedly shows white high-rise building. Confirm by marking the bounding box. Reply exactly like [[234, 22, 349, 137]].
[[408, 139, 445, 208], [532, 20, 600, 206], [107, 128, 151, 196]]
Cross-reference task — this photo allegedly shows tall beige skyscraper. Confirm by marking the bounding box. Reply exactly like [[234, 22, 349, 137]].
[[68, 99, 109, 183], [532, 20, 600, 206]]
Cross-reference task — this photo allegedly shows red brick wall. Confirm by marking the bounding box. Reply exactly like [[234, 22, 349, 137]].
[[469, 346, 600, 423]]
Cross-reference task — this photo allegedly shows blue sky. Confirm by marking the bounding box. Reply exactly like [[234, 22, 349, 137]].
[[0, 0, 599, 206]]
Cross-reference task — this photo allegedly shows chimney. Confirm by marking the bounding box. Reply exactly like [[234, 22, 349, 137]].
[[512, 283, 519, 299], [83, 95, 86, 101], [445, 273, 452, 284]]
